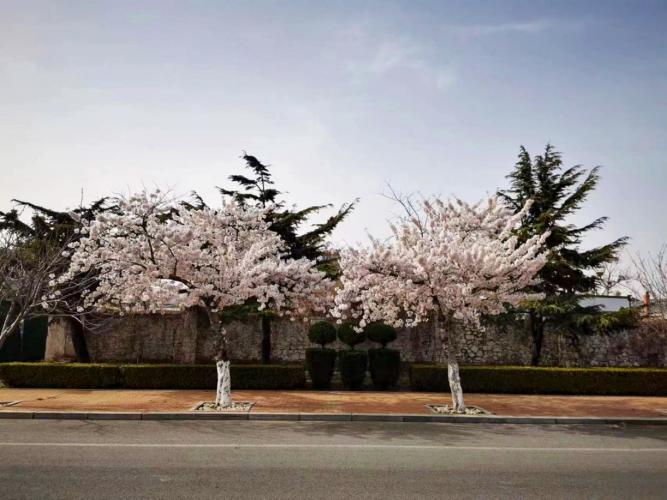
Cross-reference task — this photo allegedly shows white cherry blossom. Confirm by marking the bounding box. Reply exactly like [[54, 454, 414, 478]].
[[333, 196, 548, 411], [58, 190, 331, 407]]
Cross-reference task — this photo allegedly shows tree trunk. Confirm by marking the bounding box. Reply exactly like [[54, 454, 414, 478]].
[[447, 354, 465, 412], [209, 311, 233, 408], [215, 358, 232, 408], [436, 314, 466, 412], [261, 315, 271, 364], [0, 330, 11, 354], [529, 311, 544, 366], [0, 302, 23, 353]]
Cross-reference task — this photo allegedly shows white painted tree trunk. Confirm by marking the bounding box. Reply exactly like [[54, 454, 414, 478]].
[[436, 313, 466, 412], [215, 360, 232, 408], [210, 316, 233, 409], [447, 355, 465, 412]]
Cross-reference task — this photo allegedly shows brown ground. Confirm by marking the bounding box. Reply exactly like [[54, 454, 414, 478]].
[[1, 389, 666, 417]]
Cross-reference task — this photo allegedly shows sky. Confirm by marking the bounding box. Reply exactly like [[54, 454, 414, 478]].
[[1, 0, 666, 261]]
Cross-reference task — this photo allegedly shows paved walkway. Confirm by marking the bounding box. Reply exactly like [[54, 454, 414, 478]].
[[1, 389, 666, 417]]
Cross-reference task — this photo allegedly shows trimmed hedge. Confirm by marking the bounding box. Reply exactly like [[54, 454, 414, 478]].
[[338, 350, 368, 389], [337, 323, 365, 348], [121, 364, 306, 390], [0, 362, 121, 389], [305, 348, 337, 389], [368, 348, 401, 389], [308, 321, 337, 347], [122, 364, 214, 389], [409, 365, 667, 396], [0, 362, 306, 390], [364, 323, 397, 348], [3, 362, 663, 395]]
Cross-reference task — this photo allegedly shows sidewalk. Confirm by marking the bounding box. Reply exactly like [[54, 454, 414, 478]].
[[1, 388, 666, 418]]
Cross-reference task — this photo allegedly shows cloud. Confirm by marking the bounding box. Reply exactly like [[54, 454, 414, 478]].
[[334, 27, 455, 91], [444, 18, 594, 40], [368, 38, 421, 74], [446, 20, 551, 37]]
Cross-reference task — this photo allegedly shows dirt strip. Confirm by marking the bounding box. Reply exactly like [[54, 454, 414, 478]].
[[1, 389, 666, 417]]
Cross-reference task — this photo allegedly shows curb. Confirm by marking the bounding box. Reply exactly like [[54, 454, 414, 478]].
[[1, 411, 666, 425]]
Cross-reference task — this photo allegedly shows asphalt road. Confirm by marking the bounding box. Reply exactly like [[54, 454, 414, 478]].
[[0, 420, 665, 499]]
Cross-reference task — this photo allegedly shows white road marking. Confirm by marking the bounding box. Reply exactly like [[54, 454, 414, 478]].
[[0, 442, 665, 452]]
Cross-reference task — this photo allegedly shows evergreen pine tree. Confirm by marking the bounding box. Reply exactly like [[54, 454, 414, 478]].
[[498, 144, 629, 365], [217, 152, 355, 362], [0, 198, 114, 360]]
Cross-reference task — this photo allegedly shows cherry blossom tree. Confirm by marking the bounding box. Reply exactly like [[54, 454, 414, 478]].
[[1, 197, 113, 356], [0, 231, 69, 350], [56, 190, 331, 408], [333, 196, 548, 412]]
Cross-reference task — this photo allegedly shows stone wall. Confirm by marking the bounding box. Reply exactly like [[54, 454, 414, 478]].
[[46, 313, 667, 368], [539, 319, 667, 368], [44, 318, 78, 362]]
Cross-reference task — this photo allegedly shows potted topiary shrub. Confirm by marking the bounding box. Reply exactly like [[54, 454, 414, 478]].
[[365, 322, 400, 389], [337, 322, 367, 390], [305, 321, 337, 389]]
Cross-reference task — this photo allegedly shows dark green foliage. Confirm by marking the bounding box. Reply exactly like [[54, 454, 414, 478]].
[[212, 152, 355, 363], [305, 348, 337, 389], [364, 323, 397, 348], [497, 145, 629, 364], [122, 364, 214, 389], [409, 365, 667, 396], [308, 321, 337, 347], [568, 307, 640, 334], [338, 350, 368, 389], [0, 363, 306, 389], [337, 322, 365, 349], [229, 364, 305, 389], [497, 145, 627, 289], [368, 348, 401, 389], [0, 362, 121, 388], [0, 197, 115, 359], [217, 152, 355, 276], [0, 197, 113, 244], [121, 364, 306, 389]]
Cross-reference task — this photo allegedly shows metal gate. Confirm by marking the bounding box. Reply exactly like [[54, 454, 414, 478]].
[[0, 303, 48, 361]]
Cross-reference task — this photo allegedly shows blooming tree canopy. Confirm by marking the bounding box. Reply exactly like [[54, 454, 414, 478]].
[[57, 190, 331, 407], [333, 196, 548, 411]]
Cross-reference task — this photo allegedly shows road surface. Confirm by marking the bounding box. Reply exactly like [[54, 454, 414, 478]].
[[1, 419, 665, 499]]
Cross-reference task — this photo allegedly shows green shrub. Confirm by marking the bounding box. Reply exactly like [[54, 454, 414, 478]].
[[409, 365, 667, 396], [305, 348, 337, 389], [121, 364, 306, 390], [0, 362, 121, 388], [337, 323, 365, 349], [0, 362, 306, 390], [230, 364, 306, 390], [571, 307, 641, 334], [368, 348, 401, 389], [308, 321, 337, 347], [121, 364, 214, 389], [338, 350, 368, 389], [365, 323, 397, 347]]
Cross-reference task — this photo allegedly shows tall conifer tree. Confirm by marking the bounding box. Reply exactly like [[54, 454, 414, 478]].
[[498, 144, 628, 364], [218, 152, 355, 362]]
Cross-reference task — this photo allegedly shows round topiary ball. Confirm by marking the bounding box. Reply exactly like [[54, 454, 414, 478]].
[[364, 322, 397, 348], [308, 321, 337, 347], [337, 323, 365, 349]]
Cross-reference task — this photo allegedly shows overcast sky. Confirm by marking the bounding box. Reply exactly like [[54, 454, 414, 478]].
[[2, 0, 666, 259]]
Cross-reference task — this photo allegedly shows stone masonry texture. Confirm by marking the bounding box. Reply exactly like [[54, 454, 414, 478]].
[[45, 313, 667, 367]]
